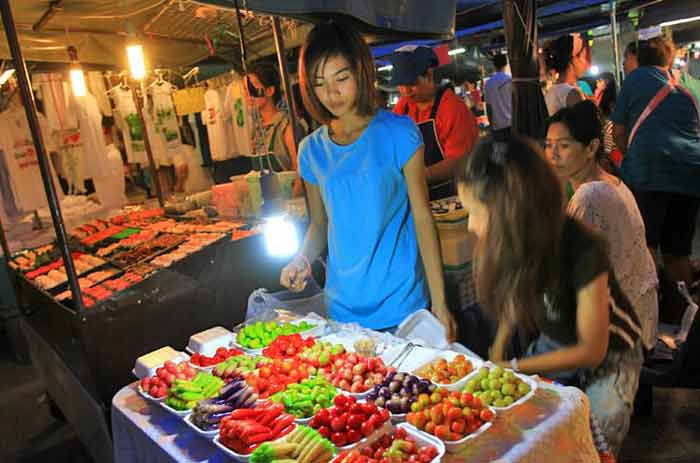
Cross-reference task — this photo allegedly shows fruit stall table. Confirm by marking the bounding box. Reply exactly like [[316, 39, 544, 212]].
[[111, 346, 599, 463]]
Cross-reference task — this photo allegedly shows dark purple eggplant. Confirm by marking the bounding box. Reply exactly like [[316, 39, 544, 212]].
[[216, 380, 246, 401], [205, 410, 233, 424]]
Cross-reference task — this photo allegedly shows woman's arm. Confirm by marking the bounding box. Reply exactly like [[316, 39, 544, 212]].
[[403, 146, 457, 340], [280, 181, 328, 291], [500, 272, 610, 374], [490, 315, 516, 362]]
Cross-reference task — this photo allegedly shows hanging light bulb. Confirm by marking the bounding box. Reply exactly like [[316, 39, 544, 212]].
[[69, 67, 87, 97], [126, 44, 146, 80], [0, 68, 15, 85], [264, 214, 299, 258]]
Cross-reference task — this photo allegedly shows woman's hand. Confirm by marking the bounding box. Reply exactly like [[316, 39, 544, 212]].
[[280, 256, 310, 293], [432, 304, 458, 342]]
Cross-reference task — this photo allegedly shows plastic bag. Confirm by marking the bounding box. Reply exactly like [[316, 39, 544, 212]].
[[245, 278, 327, 323]]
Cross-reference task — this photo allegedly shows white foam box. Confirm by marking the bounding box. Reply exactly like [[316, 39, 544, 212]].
[[133, 346, 188, 379], [187, 326, 234, 356]]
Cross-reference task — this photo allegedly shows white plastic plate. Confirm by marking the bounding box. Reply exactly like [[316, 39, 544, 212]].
[[462, 362, 539, 410], [159, 400, 192, 418], [132, 348, 190, 380], [183, 412, 219, 438], [411, 350, 483, 392]]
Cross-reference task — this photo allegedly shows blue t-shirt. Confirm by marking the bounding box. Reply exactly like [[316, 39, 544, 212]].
[[611, 66, 700, 197], [298, 110, 429, 329]]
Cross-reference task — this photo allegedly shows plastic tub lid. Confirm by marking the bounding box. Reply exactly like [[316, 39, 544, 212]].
[[395, 310, 448, 349]]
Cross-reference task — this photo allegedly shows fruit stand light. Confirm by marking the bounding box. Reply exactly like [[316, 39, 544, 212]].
[[125, 42, 164, 206], [264, 214, 299, 258], [69, 67, 86, 97]]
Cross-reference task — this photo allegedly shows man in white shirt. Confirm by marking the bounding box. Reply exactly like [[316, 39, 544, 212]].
[[483, 54, 512, 141]]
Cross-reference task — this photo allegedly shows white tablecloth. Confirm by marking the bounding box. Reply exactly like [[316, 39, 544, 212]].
[[112, 379, 599, 463]]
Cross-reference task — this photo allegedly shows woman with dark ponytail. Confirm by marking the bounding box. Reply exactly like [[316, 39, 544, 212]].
[[542, 33, 591, 115]]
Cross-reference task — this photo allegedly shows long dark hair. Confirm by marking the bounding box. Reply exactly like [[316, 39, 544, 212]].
[[456, 135, 565, 330]]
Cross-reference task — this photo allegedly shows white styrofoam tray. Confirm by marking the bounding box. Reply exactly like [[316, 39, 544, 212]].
[[187, 326, 234, 356], [136, 384, 166, 403], [396, 309, 448, 350], [132, 349, 190, 380], [403, 406, 496, 454], [159, 400, 191, 418], [232, 317, 325, 354], [213, 424, 298, 463], [462, 362, 538, 410], [183, 412, 218, 438], [401, 348, 483, 391]]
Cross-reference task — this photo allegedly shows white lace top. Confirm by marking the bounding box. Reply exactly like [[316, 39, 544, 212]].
[[545, 83, 582, 116], [568, 180, 658, 349]]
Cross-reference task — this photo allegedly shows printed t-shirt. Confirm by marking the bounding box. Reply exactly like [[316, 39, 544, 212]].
[[393, 88, 479, 160], [298, 109, 429, 329], [611, 66, 700, 197], [537, 217, 641, 352]]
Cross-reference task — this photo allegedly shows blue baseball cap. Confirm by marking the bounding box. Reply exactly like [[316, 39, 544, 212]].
[[388, 45, 439, 86]]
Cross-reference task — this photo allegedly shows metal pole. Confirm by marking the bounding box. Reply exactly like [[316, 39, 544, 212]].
[[610, 0, 622, 87], [131, 83, 164, 207], [271, 16, 301, 149], [0, 0, 85, 313]]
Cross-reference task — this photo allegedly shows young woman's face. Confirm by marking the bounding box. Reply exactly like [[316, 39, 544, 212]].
[[544, 122, 596, 179], [458, 183, 489, 241], [312, 54, 359, 119]]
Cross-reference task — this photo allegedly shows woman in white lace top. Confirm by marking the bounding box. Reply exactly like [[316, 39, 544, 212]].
[[545, 101, 658, 350]]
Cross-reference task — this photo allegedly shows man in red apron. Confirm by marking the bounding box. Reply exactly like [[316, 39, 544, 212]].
[[390, 46, 480, 200]]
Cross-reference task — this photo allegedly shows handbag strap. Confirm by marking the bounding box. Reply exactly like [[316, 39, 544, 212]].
[[627, 69, 700, 147]]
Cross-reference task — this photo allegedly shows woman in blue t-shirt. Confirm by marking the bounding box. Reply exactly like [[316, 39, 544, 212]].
[[279, 21, 456, 337]]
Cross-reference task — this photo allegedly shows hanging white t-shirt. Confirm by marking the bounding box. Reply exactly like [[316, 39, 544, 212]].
[[223, 78, 254, 156], [86, 71, 112, 116], [112, 86, 148, 165], [201, 87, 230, 161], [97, 144, 126, 210], [146, 81, 183, 167], [0, 106, 63, 212]]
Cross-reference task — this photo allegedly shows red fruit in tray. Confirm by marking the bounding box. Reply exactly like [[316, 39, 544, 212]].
[[480, 408, 495, 422], [360, 421, 375, 437], [330, 416, 347, 432], [346, 429, 362, 444], [318, 426, 331, 439], [347, 414, 364, 430], [331, 432, 347, 447], [334, 395, 350, 409]]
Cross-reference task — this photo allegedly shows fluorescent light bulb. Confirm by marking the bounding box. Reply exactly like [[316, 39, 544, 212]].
[[70, 68, 87, 96], [448, 48, 466, 56], [127, 44, 146, 80]]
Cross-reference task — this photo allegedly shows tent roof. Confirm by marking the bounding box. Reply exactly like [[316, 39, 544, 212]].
[[0, 1, 312, 70]]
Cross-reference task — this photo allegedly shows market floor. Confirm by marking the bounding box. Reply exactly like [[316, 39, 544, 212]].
[[0, 341, 698, 463]]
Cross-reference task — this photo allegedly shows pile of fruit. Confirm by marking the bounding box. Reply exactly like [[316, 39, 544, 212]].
[[246, 358, 314, 399], [334, 427, 440, 463], [326, 354, 390, 394], [190, 346, 243, 367], [140, 360, 197, 399], [262, 334, 316, 359], [270, 376, 337, 418], [218, 402, 296, 454], [213, 355, 263, 382], [165, 372, 224, 411], [237, 321, 316, 349], [463, 366, 531, 407], [191, 377, 258, 431], [414, 355, 474, 385], [297, 341, 346, 368], [309, 395, 390, 448], [406, 389, 495, 442], [249, 425, 334, 463], [366, 372, 435, 415]]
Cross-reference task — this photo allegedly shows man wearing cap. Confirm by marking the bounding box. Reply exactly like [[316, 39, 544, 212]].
[[391, 45, 480, 200]]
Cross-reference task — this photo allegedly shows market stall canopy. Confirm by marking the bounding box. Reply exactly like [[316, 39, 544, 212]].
[[198, 0, 457, 42], [0, 0, 311, 69]]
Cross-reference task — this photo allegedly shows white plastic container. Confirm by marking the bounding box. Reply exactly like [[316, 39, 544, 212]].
[[411, 350, 484, 392], [213, 424, 297, 463], [159, 400, 191, 418], [183, 412, 219, 439], [462, 362, 538, 410], [403, 407, 496, 454], [132, 347, 189, 379], [396, 309, 448, 349], [187, 326, 234, 356], [336, 420, 392, 453], [136, 384, 166, 403], [331, 422, 444, 463]]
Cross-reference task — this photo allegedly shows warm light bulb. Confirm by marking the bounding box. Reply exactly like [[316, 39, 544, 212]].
[[590, 65, 600, 76], [70, 68, 87, 97], [127, 44, 146, 80], [0, 69, 15, 85], [264, 215, 299, 258]]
